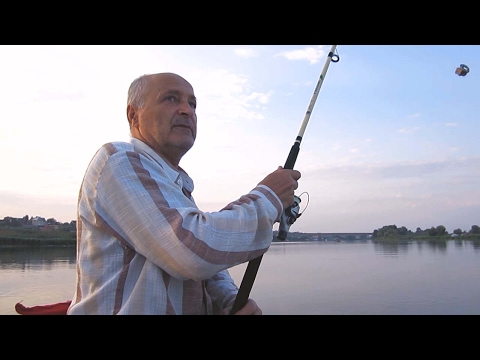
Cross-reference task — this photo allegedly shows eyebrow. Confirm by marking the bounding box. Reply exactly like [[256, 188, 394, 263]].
[[158, 89, 197, 102]]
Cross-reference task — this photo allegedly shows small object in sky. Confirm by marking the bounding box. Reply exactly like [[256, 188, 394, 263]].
[[455, 64, 469, 76]]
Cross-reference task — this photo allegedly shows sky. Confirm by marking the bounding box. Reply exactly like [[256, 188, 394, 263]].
[[0, 45, 479, 234]]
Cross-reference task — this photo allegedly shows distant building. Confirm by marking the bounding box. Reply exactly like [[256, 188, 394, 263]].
[[31, 216, 47, 227]]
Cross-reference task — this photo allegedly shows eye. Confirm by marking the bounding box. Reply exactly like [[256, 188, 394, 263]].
[[166, 95, 177, 102], [189, 101, 197, 109]]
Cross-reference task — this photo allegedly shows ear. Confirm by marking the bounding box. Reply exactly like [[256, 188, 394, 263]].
[[127, 104, 138, 128]]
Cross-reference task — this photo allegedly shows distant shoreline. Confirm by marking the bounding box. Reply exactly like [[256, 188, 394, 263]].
[[0, 237, 76, 247], [2, 235, 479, 248]]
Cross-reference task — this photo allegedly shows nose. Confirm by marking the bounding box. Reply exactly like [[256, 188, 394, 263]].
[[178, 99, 195, 117]]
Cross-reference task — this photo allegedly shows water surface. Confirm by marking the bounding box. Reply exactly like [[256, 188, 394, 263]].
[[2, 240, 480, 315]]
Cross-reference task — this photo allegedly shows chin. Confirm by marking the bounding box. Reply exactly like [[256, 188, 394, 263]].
[[179, 140, 195, 152]]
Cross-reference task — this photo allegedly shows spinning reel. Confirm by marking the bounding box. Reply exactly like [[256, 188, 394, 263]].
[[277, 192, 309, 241]]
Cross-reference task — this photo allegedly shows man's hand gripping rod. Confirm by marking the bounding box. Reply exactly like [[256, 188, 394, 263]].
[[229, 45, 339, 314]]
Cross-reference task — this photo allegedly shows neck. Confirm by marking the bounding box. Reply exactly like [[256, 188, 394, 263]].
[[156, 149, 181, 170], [131, 133, 184, 170]]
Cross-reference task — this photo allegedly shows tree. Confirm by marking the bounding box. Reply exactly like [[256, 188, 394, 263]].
[[415, 227, 424, 234], [453, 228, 463, 235], [398, 226, 408, 236], [470, 225, 480, 234], [436, 225, 447, 236], [46, 218, 57, 225]]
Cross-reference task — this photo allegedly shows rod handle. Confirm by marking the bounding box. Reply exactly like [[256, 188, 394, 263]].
[[284, 140, 300, 170], [229, 255, 263, 314]]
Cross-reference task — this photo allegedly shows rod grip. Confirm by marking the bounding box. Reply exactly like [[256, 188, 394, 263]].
[[229, 255, 263, 314], [284, 141, 300, 170]]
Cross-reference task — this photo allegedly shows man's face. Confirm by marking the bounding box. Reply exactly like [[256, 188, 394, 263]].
[[130, 73, 197, 166]]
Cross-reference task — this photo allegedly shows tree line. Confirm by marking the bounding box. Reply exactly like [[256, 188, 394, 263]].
[[0, 215, 76, 230], [372, 224, 480, 239], [3, 215, 480, 241]]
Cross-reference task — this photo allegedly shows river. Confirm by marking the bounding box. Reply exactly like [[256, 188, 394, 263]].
[[1, 239, 480, 315]]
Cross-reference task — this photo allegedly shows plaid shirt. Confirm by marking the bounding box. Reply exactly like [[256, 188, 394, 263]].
[[67, 137, 282, 314]]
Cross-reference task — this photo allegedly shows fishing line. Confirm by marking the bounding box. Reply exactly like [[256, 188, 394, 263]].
[[296, 191, 309, 217]]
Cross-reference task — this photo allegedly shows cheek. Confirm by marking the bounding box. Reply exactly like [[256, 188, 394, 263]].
[[143, 122, 165, 140], [154, 119, 169, 133]]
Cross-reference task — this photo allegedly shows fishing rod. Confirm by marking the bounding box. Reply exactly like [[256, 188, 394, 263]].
[[230, 45, 340, 315]]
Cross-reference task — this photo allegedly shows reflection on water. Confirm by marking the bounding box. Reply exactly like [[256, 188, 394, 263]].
[[2, 240, 480, 315], [372, 239, 480, 256], [230, 240, 480, 315], [473, 240, 480, 250], [0, 246, 76, 315], [372, 240, 412, 256], [0, 246, 76, 269]]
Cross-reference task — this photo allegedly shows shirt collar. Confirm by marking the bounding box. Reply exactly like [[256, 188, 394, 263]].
[[129, 137, 194, 195]]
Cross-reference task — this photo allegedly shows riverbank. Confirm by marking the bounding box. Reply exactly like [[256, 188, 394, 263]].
[[0, 237, 76, 247], [373, 235, 480, 241], [1, 228, 479, 248], [2, 236, 479, 248], [0, 228, 76, 247]]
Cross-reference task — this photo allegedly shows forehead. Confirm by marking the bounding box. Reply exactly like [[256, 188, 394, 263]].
[[148, 74, 195, 97]]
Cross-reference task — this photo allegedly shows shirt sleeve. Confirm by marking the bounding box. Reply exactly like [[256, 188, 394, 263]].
[[80, 143, 283, 282], [205, 269, 239, 314]]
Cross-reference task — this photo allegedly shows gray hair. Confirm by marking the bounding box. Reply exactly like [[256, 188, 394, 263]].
[[127, 74, 151, 108]]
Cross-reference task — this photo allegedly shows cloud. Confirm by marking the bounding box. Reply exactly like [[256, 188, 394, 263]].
[[295, 156, 480, 232], [234, 48, 258, 58], [245, 91, 272, 105], [308, 157, 480, 182], [274, 45, 327, 64], [33, 89, 86, 102], [445, 122, 458, 127], [191, 69, 270, 121], [398, 127, 419, 133]]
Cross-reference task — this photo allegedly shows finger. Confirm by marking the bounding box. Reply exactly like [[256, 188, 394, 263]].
[[254, 308, 262, 315]]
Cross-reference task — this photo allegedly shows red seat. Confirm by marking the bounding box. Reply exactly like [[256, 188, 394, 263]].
[[15, 300, 72, 315]]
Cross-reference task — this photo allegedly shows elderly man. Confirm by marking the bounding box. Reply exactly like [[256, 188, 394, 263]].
[[67, 73, 301, 315]]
